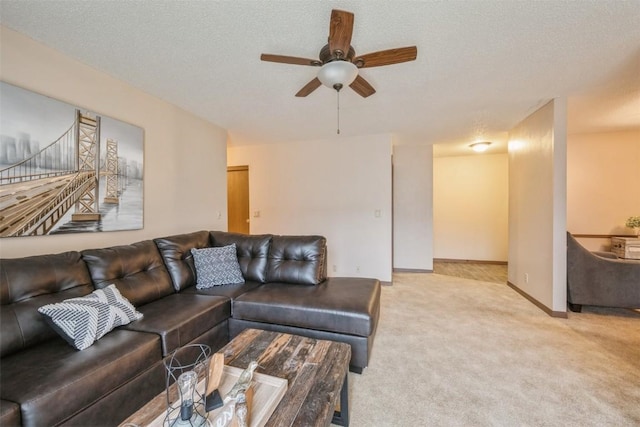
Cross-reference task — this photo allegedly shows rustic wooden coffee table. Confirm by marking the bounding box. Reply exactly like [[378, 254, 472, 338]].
[[121, 328, 351, 427]]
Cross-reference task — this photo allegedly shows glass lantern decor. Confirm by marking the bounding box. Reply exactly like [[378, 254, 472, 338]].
[[164, 344, 211, 427]]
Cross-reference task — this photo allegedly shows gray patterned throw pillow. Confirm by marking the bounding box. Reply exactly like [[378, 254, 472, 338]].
[[191, 244, 245, 289], [38, 284, 143, 351]]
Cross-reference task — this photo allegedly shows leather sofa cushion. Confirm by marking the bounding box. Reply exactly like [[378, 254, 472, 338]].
[[82, 240, 174, 306], [0, 251, 94, 357], [233, 277, 380, 337], [182, 280, 263, 301], [0, 329, 161, 427], [0, 400, 20, 426], [155, 230, 211, 291], [211, 231, 272, 283], [123, 293, 230, 356], [266, 235, 327, 285]]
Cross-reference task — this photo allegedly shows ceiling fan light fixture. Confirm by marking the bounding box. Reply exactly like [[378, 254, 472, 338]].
[[317, 60, 358, 90], [470, 141, 492, 152]]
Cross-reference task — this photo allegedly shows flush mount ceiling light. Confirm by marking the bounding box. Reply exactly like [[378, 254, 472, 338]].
[[470, 141, 492, 152], [317, 60, 359, 92]]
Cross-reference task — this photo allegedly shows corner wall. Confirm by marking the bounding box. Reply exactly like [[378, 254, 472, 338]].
[[0, 26, 228, 258], [508, 99, 567, 315], [392, 144, 433, 271], [228, 134, 393, 282]]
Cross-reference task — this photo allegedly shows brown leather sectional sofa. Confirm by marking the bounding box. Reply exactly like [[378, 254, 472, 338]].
[[0, 230, 381, 426]]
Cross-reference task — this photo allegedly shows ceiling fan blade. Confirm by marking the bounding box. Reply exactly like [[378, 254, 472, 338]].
[[295, 78, 322, 97], [355, 46, 418, 68], [349, 75, 376, 98], [261, 54, 320, 66], [328, 9, 354, 58]]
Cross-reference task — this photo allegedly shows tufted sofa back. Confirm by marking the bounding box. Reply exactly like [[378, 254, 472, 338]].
[[0, 251, 94, 357], [210, 231, 272, 283], [82, 240, 174, 306], [266, 235, 327, 285], [154, 230, 211, 291], [0, 231, 329, 358], [155, 231, 327, 287]]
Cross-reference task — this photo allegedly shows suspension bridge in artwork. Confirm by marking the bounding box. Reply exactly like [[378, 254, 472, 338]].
[[0, 110, 123, 237]]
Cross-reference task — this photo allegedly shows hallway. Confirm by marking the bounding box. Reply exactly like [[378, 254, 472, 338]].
[[433, 261, 507, 284]]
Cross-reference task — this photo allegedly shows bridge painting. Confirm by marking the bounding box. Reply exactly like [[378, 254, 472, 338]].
[[0, 81, 144, 237]]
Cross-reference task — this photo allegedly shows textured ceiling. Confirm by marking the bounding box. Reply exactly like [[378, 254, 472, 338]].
[[1, 1, 639, 156]]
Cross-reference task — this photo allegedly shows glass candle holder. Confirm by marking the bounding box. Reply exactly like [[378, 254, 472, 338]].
[[164, 344, 211, 427]]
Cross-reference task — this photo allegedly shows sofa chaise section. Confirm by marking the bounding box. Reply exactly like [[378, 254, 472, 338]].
[[230, 277, 380, 373], [155, 231, 381, 372], [215, 232, 379, 373]]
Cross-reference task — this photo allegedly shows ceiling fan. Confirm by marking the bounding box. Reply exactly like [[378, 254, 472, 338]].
[[260, 9, 418, 98]]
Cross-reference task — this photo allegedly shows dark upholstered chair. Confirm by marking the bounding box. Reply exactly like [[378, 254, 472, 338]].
[[566, 232, 640, 312]]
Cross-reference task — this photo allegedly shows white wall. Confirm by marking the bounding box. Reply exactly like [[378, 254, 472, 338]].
[[433, 153, 509, 262], [0, 26, 228, 258], [392, 144, 433, 271], [228, 134, 393, 282], [508, 99, 567, 314], [567, 129, 640, 251]]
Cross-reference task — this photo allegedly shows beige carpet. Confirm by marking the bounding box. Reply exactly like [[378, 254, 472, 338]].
[[344, 273, 640, 426], [433, 261, 508, 284]]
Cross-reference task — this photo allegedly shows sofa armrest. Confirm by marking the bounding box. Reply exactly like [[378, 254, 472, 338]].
[[593, 251, 618, 259], [567, 233, 640, 308]]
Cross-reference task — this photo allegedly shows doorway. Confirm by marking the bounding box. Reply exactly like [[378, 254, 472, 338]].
[[227, 166, 249, 234]]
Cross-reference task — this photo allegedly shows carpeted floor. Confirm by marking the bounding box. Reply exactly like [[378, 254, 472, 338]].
[[343, 273, 640, 427], [433, 261, 507, 284]]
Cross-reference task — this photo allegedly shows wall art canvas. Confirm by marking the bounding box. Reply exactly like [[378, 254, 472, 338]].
[[0, 81, 144, 237]]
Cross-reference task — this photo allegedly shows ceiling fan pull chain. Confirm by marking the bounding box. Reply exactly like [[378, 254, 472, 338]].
[[337, 89, 340, 135]]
